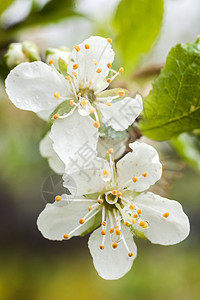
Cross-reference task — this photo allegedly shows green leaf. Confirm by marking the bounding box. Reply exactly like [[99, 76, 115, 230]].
[[113, 0, 163, 73], [99, 124, 128, 141], [0, 0, 14, 15], [139, 37, 200, 140], [7, 0, 82, 30], [130, 228, 147, 240], [50, 100, 74, 122], [58, 58, 68, 76], [80, 212, 101, 237], [96, 88, 129, 99], [171, 133, 200, 172]]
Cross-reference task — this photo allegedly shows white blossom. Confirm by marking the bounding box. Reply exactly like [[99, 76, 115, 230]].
[[37, 142, 190, 280]]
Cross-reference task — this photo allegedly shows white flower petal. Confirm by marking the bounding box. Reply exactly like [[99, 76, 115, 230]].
[[117, 142, 162, 192], [88, 223, 137, 280], [68, 36, 114, 90], [5, 61, 71, 114], [134, 192, 190, 245], [37, 197, 99, 240], [96, 95, 143, 131], [39, 131, 65, 175], [50, 110, 98, 168], [63, 157, 110, 195]]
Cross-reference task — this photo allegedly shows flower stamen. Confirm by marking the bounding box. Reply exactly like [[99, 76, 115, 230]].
[[163, 212, 169, 218]]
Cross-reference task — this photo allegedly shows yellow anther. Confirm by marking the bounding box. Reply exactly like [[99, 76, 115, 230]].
[[129, 204, 135, 210], [140, 221, 146, 227], [142, 172, 148, 177], [48, 59, 54, 65], [112, 242, 118, 249], [93, 121, 100, 128], [124, 221, 130, 227], [114, 226, 119, 229], [102, 221, 106, 226], [93, 59, 97, 66], [69, 100, 74, 106], [117, 192, 122, 197], [163, 212, 169, 218], [108, 148, 114, 154], [106, 102, 111, 106], [132, 176, 138, 183], [101, 229, 106, 235], [132, 218, 136, 224], [112, 190, 117, 195], [63, 234, 69, 240], [107, 38, 112, 43], [55, 195, 61, 202], [54, 92, 60, 99], [81, 100, 87, 106], [72, 72, 77, 77], [89, 80, 92, 85], [77, 92, 81, 98], [110, 228, 114, 234], [142, 222, 148, 228], [103, 169, 109, 176], [137, 208, 142, 214], [116, 229, 121, 236], [128, 252, 133, 257], [90, 108, 95, 114], [134, 214, 138, 218], [88, 206, 92, 211], [65, 76, 72, 83], [98, 199, 103, 204], [73, 63, 79, 70], [53, 113, 59, 120], [96, 68, 102, 73], [100, 245, 104, 250], [118, 90, 125, 97], [79, 218, 85, 224], [107, 78, 111, 84], [119, 67, 124, 74], [85, 44, 90, 49], [74, 45, 80, 52], [107, 62, 112, 68]]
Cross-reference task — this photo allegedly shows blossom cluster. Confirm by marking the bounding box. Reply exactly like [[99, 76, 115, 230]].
[[5, 36, 190, 280]]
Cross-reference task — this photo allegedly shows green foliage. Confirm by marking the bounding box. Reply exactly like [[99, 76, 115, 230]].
[[113, 0, 164, 73], [0, 0, 14, 15], [58, 58, 68, 76], [171, 133, 200, 172], [50, 100, 74, 122], [139, 37, 200, 140], [9, 0, 79, 29]]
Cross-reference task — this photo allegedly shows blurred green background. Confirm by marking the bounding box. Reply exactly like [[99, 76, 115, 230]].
[[0, 0, 200, 299]]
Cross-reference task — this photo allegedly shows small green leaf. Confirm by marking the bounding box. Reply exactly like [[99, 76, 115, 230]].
[[50, 100, 74, 122], [58, 58, 68, 76], [80, 212, 101, 237], [171, 133, 200, 172], [139, 37, 200, 140], [99, 124, 128, 141], [131, 228, 147, 240], [96, 88, 129, 99], [113, 0, 164, 73]]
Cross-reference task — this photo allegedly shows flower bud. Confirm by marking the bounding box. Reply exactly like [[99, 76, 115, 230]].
[[45, 47, 71, 71], [4, 41, 40, 69]]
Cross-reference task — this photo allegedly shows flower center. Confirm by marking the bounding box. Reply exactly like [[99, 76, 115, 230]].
[[105, 191, 118, 204], [79, 88, 96, 103]]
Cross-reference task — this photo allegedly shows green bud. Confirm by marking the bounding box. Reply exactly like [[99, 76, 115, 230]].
[[4, 41, 40, 69], [46, 47, 71, 71]]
